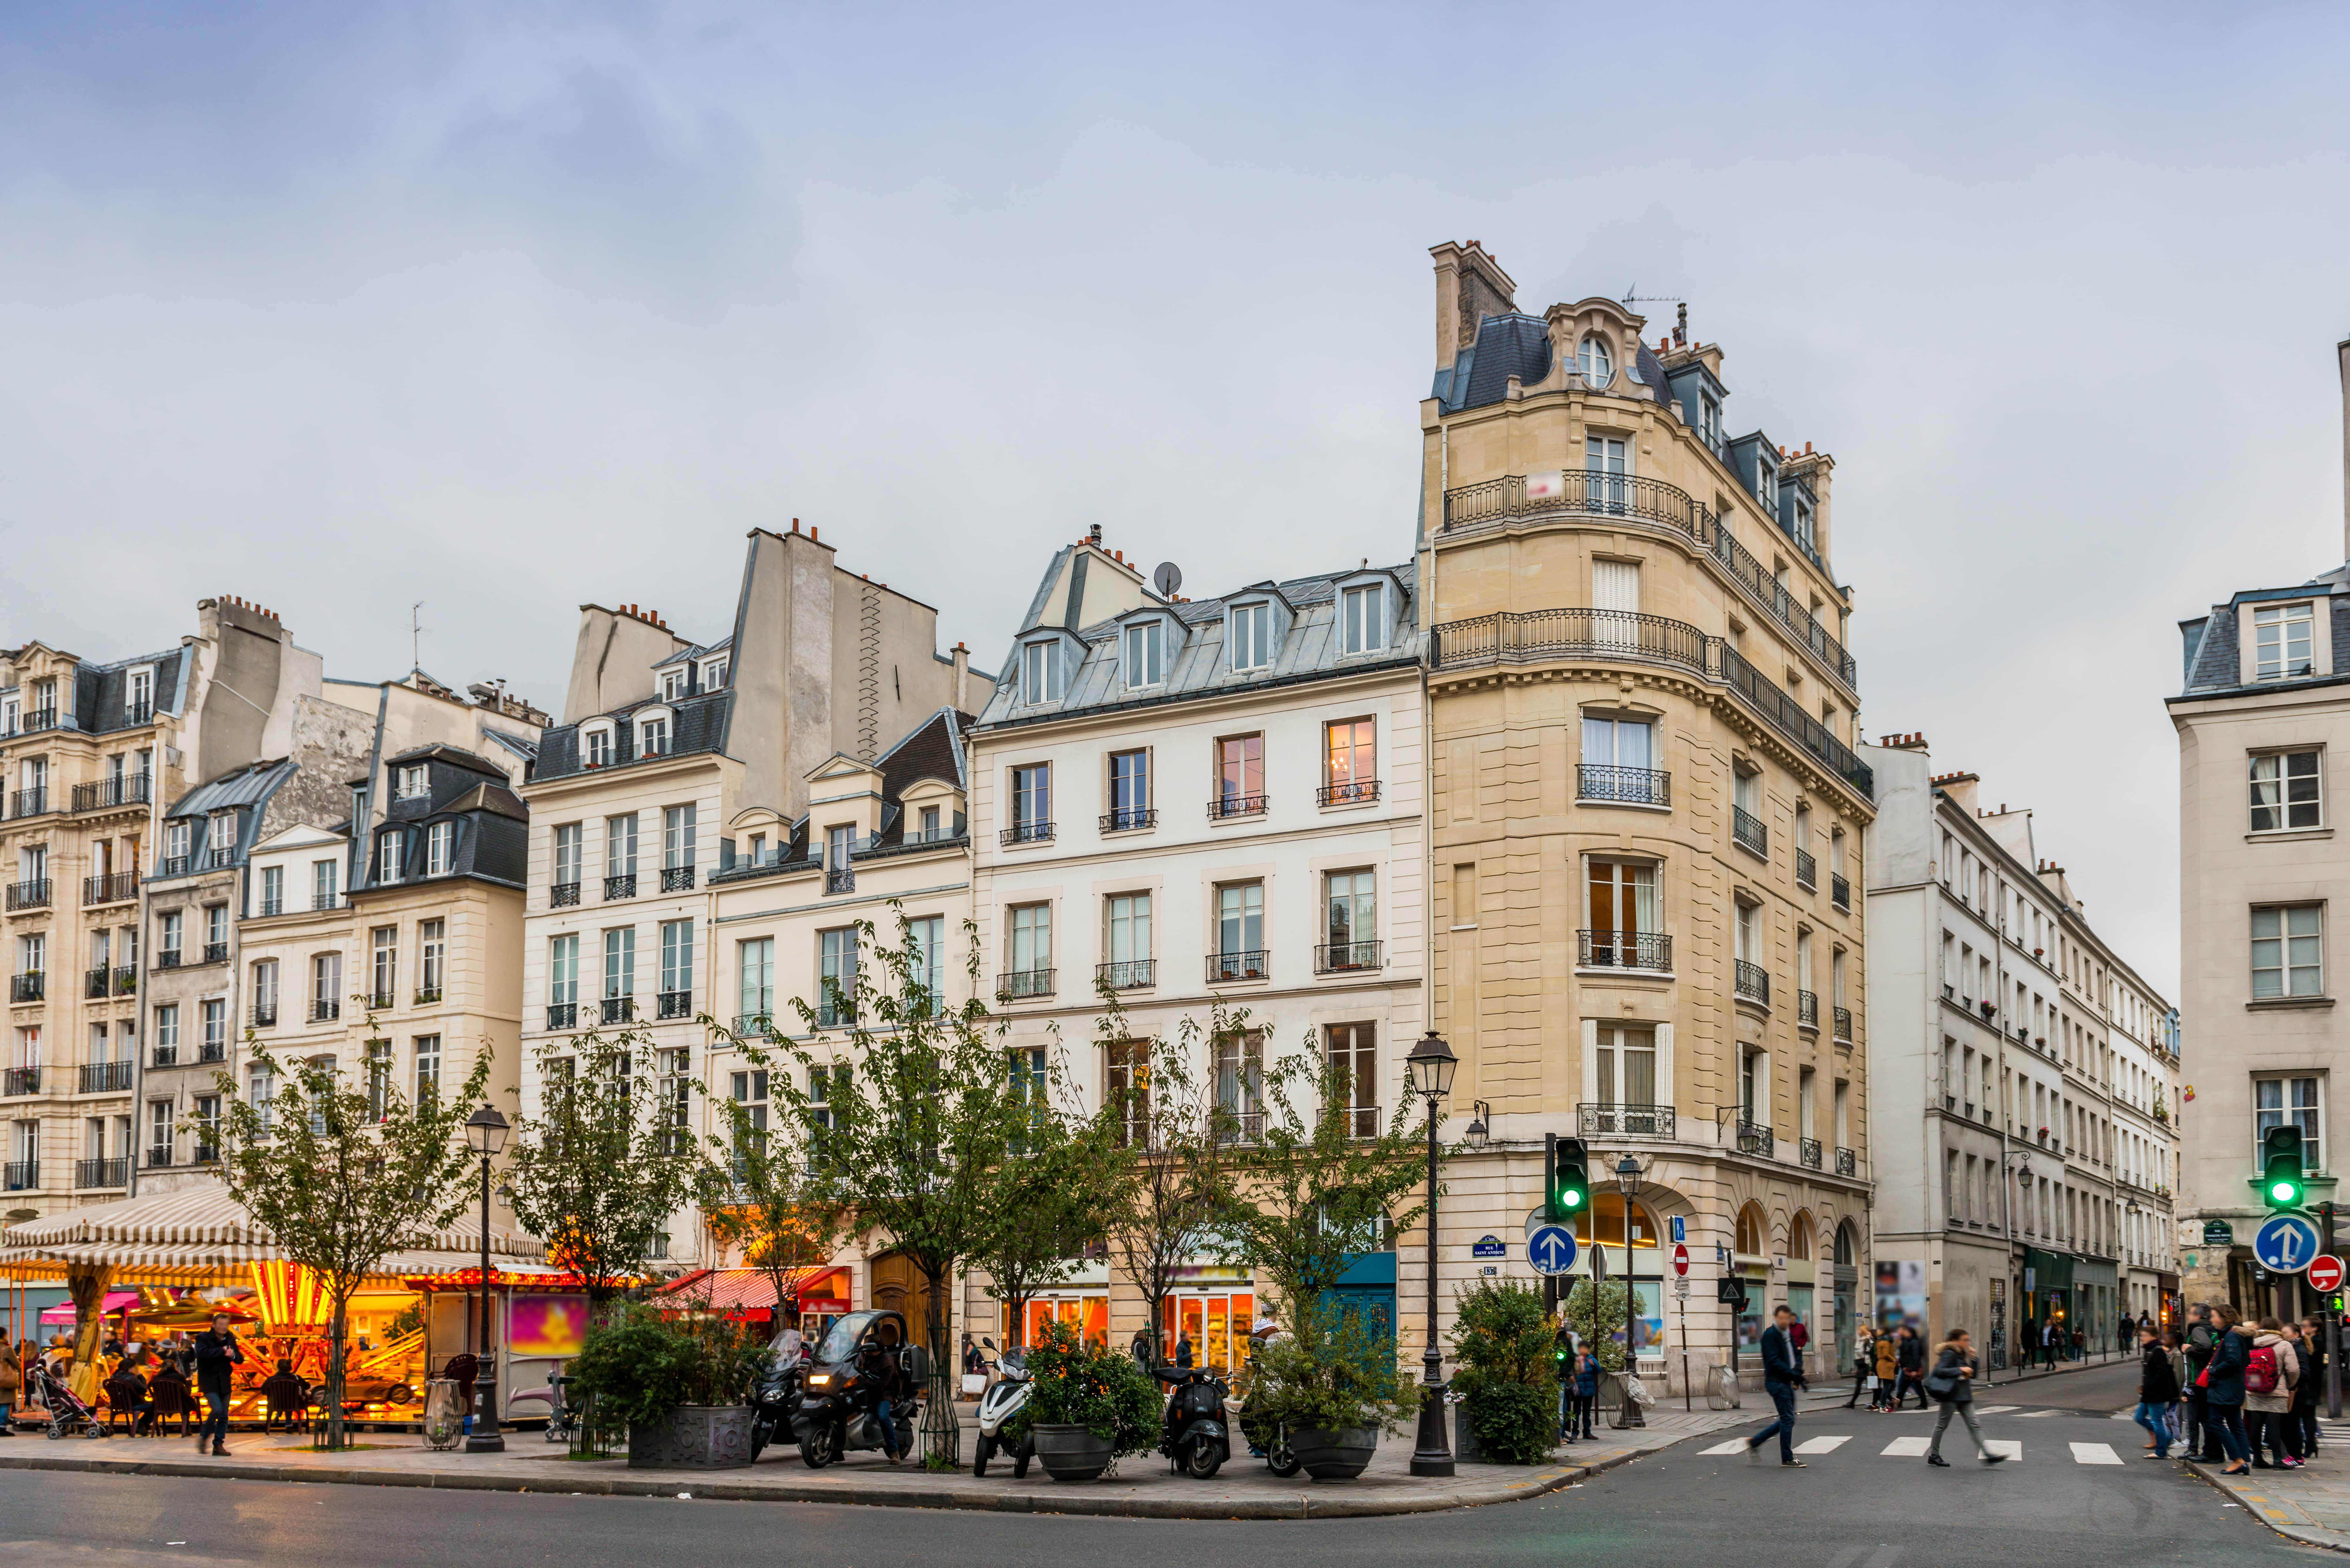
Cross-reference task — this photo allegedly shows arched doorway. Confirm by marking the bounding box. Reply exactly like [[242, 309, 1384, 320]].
[[1573, 1192, 1666, 1371], [1785, 1210, 1817, 1372], [1832, 1221, 1861, 1375], [1733, 1202, 1770, 1350]]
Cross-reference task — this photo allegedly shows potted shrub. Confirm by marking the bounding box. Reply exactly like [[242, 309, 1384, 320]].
[[1020, 1319, 1160, 1481], [1247, 1307, 1415, 1480], [1447, 1279, 1560, 1465], [566, 1302, 764, 1469]]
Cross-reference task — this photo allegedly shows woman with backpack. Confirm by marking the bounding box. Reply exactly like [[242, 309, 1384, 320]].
[[2245, 1316, 2301, 1469], [2203, 1305, 2255, 1476]]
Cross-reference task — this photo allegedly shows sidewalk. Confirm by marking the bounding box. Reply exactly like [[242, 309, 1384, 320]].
[[2186, 1421, 2350, 1554], [0, 1403, 1768, 1520]]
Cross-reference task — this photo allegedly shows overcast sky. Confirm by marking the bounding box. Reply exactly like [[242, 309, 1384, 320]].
[[5, 2, 2346, 1006]]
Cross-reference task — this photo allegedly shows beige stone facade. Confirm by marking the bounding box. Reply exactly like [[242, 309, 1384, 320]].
[[1414, 243, 1875, 1387]]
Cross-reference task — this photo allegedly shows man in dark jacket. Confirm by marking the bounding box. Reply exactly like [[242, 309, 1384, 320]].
[[1896, 1326, 1929, 1410], [2133, 1324, 2181, 1458], [2183, 1307, 2220, 1461], [192, 1314, 244, 1456], [1743, 1306, 1808, 1466], [2203, 1307, 2254, 1474]]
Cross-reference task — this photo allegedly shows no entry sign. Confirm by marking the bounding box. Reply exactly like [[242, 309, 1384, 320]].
[[1672, 1242, 1689, 1277], [2309, 1255, 2346, 1293]]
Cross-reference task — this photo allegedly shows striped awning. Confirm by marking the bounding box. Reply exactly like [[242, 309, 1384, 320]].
[[0, 1180, 546, 1285]]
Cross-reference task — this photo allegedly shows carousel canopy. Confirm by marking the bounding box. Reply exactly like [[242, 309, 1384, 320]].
[[0, 1181, 546, 1285]]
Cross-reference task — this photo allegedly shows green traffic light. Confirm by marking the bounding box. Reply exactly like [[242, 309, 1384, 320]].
[[1560, 1189, 1584, 1209], [2272, 1179, 2303, 1204]]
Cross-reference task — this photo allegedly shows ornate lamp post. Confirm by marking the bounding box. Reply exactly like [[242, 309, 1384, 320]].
[[463, 1104, 510, 1454], [1406, 1029, 1457, 1477]]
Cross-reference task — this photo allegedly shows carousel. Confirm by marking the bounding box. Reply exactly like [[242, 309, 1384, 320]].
[[0, 1184, 544, 1430]]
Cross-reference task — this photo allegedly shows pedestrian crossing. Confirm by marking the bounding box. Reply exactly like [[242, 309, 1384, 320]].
[[1698, 1433, 2120, 1465]]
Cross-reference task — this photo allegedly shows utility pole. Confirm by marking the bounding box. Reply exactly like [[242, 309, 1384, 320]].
[[2327, 1201, 2343, 1420]]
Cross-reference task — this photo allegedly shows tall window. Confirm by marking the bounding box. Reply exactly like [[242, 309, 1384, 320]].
[[1594, 1024, 1657, 1107], [2254, 601, 2316, 681], [252, 958, 278, 1019], [554, 823, 582, 887], [1587, 435, 1628, 513], [1108, 750, 1149, 829], [1586, 859, 1659, 969], [603, 927, 636, 999], [663, 804, 697, 869], [1123, 619, 1164, 688], [1216, 735, 1263, 812], [2252, 905, 2323, 998], [1214, 882, 1264, 979], [659, 920, 694, 1006], [738, 937, 774, 1024], [249, 1065, 274, 1132], [1230, 603, 1271, 671], [2255, 1077, 2322, 1170], [907, 915, 945, 1014], [201, 1000, 225, 1056], [1008, 904, 1052, 992], [2250, 751, 2322, 832], [128, 666, 153, 715], [160, 910, 183, 962], [419, 919, 444, 998], [1106, 893, 1151, 982], [313, 858, 337, 908], [312, 952, 341, 1015], [1021, 640, 1062, 704], [1340, 584, 1385, 653], [1581, 714, 1657, 803], [1214, 1029, 1263, 1136], [370, 926, 397, 1006], [154, 1005, 179, 1052], [1012, 764, 1051, 838], [730, 1068, 770, 1152], [607, 814, 638, 876], [206, 904, 227, 952], [208, 811, 238, 865], [549, 934, 579, 1006], [165, 820, 190, 868], [260, 864, 284, 915], [425, 821, 454, 876], [414, 1034, 442, 1104], [378, 831, 403, 883], [1327, 1022, 1378, 1136], [819, 927, 857, 1027], [366, 1039, 393, 1123], [1106, 1040, 1150, 1147], [1324, 720, 1375, 803], [1324, 871, 1375, 966]]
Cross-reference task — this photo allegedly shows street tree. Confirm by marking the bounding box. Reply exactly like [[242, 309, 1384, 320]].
[[201, 1027, 493, 1451], [694, 1061, 840, 1332], [966, 1058, 1113, 1350]]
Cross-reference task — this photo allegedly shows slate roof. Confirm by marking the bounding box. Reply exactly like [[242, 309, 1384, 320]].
[[2176, 562, 2350, 696], [532, 690, 734, 781], [977, 561, 1421, 730], [706, 707, 974, 886], [31, 647, 188, 735], [1433, 314, 1676, 415], [152, 758, 297, 879]]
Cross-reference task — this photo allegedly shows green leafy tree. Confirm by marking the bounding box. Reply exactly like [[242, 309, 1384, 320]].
[[1564, 1278, 1632, 1372], [507, 1026, 700, 1315], [200, 1028, 492, 1451], [967, 1082, 1113, 1350], [693, 1067, 840, 1334], [760, 910, 1054, 1464], [1448, 1278, 1560, 1463]]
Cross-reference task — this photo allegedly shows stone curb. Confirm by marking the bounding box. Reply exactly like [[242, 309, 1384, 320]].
[[2181, 1457, 2350, 1556], [0, 1445, 1640, 1520]]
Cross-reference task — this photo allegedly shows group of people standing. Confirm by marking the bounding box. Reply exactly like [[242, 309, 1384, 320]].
[[1846, 1323, 1932, 1411], [2171, 1303, 2328, 1474]]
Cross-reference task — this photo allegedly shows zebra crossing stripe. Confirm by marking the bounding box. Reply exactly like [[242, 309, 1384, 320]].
[[1973, 1405, 2018, 1415], [2070, 1442, 2124, 1465], [2014, 1409, 2058, 1418], [1795, 1435, 1852, 1454], [1984, 1439, 2024, 1459], [1701, 1438, 1751, 1456], [1882, 1436, 1932, 1457]]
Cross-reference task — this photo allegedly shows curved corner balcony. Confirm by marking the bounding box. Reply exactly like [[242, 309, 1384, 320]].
[[1440, 470, 1858, 693], [1430, 607, 1875, 801]]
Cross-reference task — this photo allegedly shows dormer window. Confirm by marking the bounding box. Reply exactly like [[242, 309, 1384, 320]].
[[583, 725, 614, 768], [1700, 396, 1723, 453], [1230, 603, 1272, 671], [639, 715, 670, 757], [426, 820, 455, 875], [1341, 583, 1386, 655], [1578, 336, 1613, 387], [1021, 640, 1063, 705], [394, 763, 428, 800], [2255, 602, 2316, 681], [1757, 460, 1778, 511], [127, 666, 155, 719], [208, 811, 239, 867], [1122, 620, 1165, 690], [378, 831, 404, 884], [1792, 496, 1816, 554], [702, 657, 728, 688], [660, 669, 685, 703]]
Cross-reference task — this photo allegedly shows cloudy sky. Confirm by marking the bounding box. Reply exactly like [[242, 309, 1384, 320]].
[[5, 2, 2346, 1001]]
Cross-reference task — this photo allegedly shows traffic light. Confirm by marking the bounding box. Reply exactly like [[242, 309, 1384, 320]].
[[1553, 1324, 1572, 1366], [2263, 1125, 2306, 1210], [1546, 1134, 1589, 1223]]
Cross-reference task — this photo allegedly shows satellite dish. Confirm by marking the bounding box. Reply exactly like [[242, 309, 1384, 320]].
[[1152, 562, 1182, 599]]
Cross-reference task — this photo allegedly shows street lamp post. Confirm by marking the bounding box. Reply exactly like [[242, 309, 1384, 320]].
[[1406, 1030, 1457, 1478], [464, 1104, 510, 1454], [1614, 1155, 1647, 1426]]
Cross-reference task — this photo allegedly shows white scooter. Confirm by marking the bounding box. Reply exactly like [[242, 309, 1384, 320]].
[[971, 1343, 1035, 1479]]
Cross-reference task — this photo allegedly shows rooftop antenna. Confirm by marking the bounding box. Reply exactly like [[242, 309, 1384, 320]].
[[1152, 562, 1183, 600], [1620, 285, 1686, 309], [411, 602, 425, 674]]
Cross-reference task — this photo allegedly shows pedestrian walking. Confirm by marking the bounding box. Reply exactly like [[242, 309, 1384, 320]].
[[2296, 1317, 2326, 1460], [0, 1337, 17, 1436], [2184, 1306, 2220, 1460], [1896, 1325, 1930, 1410], [1923, 1328, 2003, 1466], [1871, 1326, 1899, 1411], [191, 1313, 243, 1457], [2133, 1324, 2180, 1459], [2245, 1316, 2301, 1469], [2070, 1324, 2086, 1362], [2204, 1305, 2256, 1476], [1743, 1306, 1809, 1466], [1845, 1326, 1875, 1408], [1569, 1347, 1600, 1441]]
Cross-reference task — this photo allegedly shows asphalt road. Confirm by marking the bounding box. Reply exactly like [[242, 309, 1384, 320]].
[[0, 1361, 2308, 1568]]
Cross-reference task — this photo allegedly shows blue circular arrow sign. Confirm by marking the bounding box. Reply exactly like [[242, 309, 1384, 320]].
[[1528, 1225, 1580, 1276], [2255, 1213, 2321, 1274]]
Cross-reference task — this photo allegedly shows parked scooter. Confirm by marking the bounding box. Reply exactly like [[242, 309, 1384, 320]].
[[971, 1344, 1034, 1479], [1156, 1364, 1229, 1479], [747, 1349, 805, 1462], [793, 1308, 925, 1468]]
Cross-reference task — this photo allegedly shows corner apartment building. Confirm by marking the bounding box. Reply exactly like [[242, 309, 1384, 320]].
[[963, 536, 1426, 1372], [1417, 242, 1875, 1388], [2171, 369, 2350, 1314], [518, 524, 991, 1285], [2, 597, 328, 1219], [1863, 737, 2179, 1363]]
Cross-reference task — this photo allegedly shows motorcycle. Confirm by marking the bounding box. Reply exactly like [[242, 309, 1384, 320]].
[[1156, 1364, 1229, 1479], [971, 1344, 1034, 1479], [747, 1352, 805, 1462], [792, 1308, 925, 1469]]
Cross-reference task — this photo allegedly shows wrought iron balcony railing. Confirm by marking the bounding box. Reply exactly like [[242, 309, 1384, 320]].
[[1836, 1146, 1858, 1177], [75, 1157, 128, 1189], [202, 943, 228, 965], [72, 773, 152, 812], [661, 866, 696, 893], [1096, 959, 1155, 990], [1099, 807, 1155, 833], [824, 868, 855, 895], [1795, 848, 1816, 889], [1578, 929, 1671, 972], [0, 1067, 36, 1096], [413, 987, 442, 1007], [83, 871, 137, 906], [1317, 780, 1381, 807], [601, 996, 635, 1025], [6, 879, 51, 911], [146, 1146, 173, 1170], [311, 999, 340, 1022], [151, 1045, 178, 1068], [78, 1061, 132, 1093], [1732, 805, 1768, 858], [1314, 940, 1383, 974], [1734, 1119, 1774, 1157], [85, 968, 109, 999], [1832, 874, 1851, 909], [112, 965, 137, 995], [604, 873, 637, 900], [550, 881, 581, 908], [1833, 1006, 1853, 1042], [9, 788, 49, 819], [1207, 950, 1270, 983], [656, 990, 692, 1020], [1000, 820, 1054, 846], [157, 951, 183, 970], [1800, 1136, 1823, 1169], [545, 1002, 578, 1031], [251, 1004, 277, 1028], [1209, 793, 1270, 820], [996, 969, 1054, 1001], [1, 1160, 34, 1189], [1733, 960, 1770, 1006], [11, 972, 44, 1003], [1578, 1102, 1677, 1139], [1797, 990, 1819, 1027], [1577, 765, 1670, 807]]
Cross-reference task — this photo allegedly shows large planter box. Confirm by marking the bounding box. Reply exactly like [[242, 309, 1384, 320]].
[[1031, 1422, 1115, 1481], [1291, 1425, 1377, 1481], [627, 1405, 755, 1470]]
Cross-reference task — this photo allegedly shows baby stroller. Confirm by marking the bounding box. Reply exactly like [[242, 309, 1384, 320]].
[[28, 1359, 104, 1440]]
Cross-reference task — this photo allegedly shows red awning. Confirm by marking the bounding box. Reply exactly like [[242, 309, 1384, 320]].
[[652, 1268, 851, 1315]]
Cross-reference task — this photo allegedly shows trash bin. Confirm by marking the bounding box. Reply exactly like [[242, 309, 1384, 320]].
[[422, 1379, 464, 1450], [1705, 1362, 1741, 1411]]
